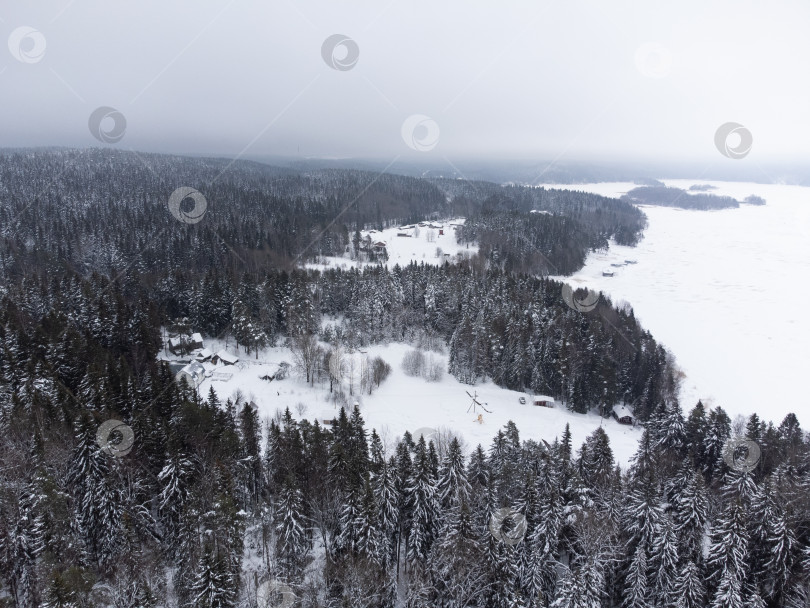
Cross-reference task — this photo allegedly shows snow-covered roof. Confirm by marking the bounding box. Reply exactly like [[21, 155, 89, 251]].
[[215, 350, 239, 364], [533, 395, 555, 402], [613, 404, 634, 418], [191, 332, 203, 343], [195, 348, 213, 361], [168, 337, 182, 347], [177, 361, 205, 386]]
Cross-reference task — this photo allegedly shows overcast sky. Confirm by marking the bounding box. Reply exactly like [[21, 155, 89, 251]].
[[2, 0, 809, 168]]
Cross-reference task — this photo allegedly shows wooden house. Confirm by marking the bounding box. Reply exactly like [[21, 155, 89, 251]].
[[194, 348, 213, 362], [533, 395, 555, 408], [613, 404, 635, 425], [212, 350, 239, 366]]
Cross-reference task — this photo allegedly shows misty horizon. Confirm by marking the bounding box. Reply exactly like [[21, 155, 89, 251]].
[[2, 0, 810, 175]]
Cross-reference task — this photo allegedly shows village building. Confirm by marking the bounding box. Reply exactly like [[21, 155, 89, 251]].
[[194, 348, 213, 362], [176, 361, 206, 388], [533, 395, 555, 408], [613, 404, 635, 425], [212, 350, 239, 366]]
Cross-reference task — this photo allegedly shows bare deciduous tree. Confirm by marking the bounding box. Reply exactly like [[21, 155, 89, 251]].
[[290, 333, 322, 385]]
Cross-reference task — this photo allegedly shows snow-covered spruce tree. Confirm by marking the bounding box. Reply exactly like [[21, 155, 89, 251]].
[[525, 464, 563, 607], [237, 402, 263, 510], [702, 407, 731, 483], [428, 496, 485, 608], [1, 478, 45, 608], [749, 476, 797, 603], [622, 542, 650, 608], [66, 412, 122, 570], [274, 474, 309, 582], [672, 560, 705, 608], [373, 456, 400, 569], [648, 514, 679, 607], [577, 426, 615, 491], [406, 436, 440, 567], [157, 451, 193, 551], [189, 546, 236, 608], [354, 473, 383, 565], [672, 465, 709, 564], [394, 437, 414, 573], [706, 499, 750, 607]]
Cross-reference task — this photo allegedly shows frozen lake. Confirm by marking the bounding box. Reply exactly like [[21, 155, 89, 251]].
[[548, 179, 810, 426]]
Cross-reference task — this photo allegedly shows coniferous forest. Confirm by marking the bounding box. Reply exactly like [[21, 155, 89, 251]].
[[0, 149, 808, 607]]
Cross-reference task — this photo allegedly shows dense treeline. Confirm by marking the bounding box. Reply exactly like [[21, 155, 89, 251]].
[[0, 259, 674, 420], [2, 292, 809, 608], [4, 147, 796, 607], [0, 149, 646, 283], [443, 183, 647, 275], [621, 186, 766, 210], [0, 149, 447, 278]]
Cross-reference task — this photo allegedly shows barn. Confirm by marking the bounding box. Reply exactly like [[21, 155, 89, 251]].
[[176, 362, 206, 388]]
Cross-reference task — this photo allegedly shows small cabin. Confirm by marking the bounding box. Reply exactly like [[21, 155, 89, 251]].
[[212, 350, 239, 366], [373, 241, 387, 253], [602, 268, 615, 277], [190, 333, 204, 349], [176, 362, 205, 388], [438, 229, 444, 235], [613, 405, 635, 425], [533, 395, 555, 408], [194, 348, 213, 362]]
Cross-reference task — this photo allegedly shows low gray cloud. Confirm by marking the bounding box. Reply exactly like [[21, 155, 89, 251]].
[[2, 0, 809, 167]]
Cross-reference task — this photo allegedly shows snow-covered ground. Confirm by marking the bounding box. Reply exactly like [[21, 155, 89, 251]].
[[177, 339, 642, 466], [547, 180, 810, 425], [306, 218, 477, 271]]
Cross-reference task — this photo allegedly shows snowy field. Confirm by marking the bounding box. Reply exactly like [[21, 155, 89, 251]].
[[182, 339, 643, 466], [305, 218, 477, 271], [547, 180, 810, 425]]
